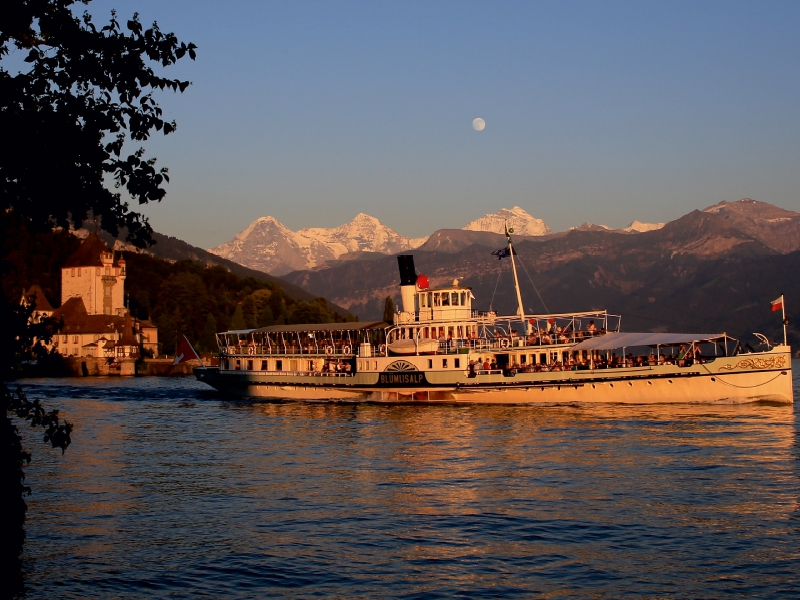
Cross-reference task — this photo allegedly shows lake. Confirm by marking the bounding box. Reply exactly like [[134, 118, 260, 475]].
[[15, 367, 800, 598]]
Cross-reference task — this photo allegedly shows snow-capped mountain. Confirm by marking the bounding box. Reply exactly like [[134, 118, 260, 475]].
[[624, 220, 666, 233], [208, 213, 427, 276], [462, 206, 551, 236]]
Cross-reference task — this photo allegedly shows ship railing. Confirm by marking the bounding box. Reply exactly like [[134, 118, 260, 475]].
[[223, 369, 354, 377], [474, 369, 504, 376], [221, 345, 368, 357]]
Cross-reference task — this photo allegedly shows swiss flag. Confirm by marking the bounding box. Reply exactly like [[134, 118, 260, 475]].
[[173, 335, 201, 365], [770, 296, 784, 312]]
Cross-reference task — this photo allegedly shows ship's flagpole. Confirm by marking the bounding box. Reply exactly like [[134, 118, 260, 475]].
[[506, 223, 530, 335], [782, 294, 787, 346]]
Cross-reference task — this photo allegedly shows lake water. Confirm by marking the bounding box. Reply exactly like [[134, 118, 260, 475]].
[[15, 367, 800, 598]]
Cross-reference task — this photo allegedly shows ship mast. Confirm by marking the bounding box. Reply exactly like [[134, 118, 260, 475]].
[[506, 223, 530, 334]]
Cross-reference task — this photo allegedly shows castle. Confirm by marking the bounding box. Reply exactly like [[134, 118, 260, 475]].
[[24, 235, 159, 358]]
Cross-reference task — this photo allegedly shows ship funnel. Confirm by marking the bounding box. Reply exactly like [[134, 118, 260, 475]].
[[397, 255, 416, 286], [396, 255, 417, 321]]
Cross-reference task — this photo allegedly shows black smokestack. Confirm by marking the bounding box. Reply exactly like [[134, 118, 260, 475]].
[[397, 255, 416, 286]]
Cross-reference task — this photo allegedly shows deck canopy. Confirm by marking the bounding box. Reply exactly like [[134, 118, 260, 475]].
[[252, 321, 386, 334], [572, 331, 728, 351]]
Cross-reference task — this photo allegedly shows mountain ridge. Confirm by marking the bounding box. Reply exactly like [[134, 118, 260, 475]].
[[208, 213, 426, 276]]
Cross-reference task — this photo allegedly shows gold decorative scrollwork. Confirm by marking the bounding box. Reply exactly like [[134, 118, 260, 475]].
[[718, 356, 786, 371]]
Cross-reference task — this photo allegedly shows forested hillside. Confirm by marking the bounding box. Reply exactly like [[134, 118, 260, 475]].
[[121, 253, 356, 353]]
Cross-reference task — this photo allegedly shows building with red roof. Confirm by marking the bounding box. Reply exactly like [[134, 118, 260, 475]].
[[23, 235, 160, 358]]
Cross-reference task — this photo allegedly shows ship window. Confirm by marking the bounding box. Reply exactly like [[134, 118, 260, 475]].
[[235, 360, 241, 370], [433, 293, 441, 307], [451, 292, 458, 305], [442, 358, 448, 368], [460, 291, 467, 305], [276, 360, 282, 371], [308, 361, 314, 371], [521, 354, 527, 364], [419, 294, 426, 308], [261, 360, 268, 370], [455, 358, 460, 369], [247, 360, 254, 371], [373, 361, 378, 370], [427, 359, 433, 369], [441, 293, 450, 306]]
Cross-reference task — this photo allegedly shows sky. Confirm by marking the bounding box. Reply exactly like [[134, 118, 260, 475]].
[[26, 1, 800, 247]]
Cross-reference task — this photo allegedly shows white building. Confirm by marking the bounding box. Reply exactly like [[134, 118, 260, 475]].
[[61, 234, 127, 316]]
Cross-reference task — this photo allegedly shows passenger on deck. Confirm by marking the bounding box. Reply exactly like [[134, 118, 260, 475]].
[[587, 320, 597, 332], [647, 352, 656, 365], [483, 359, 490, 371], [677, 344, 687, 366]]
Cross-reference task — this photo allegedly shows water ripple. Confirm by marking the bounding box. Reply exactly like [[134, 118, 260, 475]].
[[14, 366, 800, 598]]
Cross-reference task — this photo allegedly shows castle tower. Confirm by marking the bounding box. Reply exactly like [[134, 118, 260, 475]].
[[61, 235, 127, 316]]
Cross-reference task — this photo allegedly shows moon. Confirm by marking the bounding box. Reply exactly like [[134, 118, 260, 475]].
[[472, 117, 486, 131]]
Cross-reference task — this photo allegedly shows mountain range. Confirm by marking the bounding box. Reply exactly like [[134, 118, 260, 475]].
[[278, 199, 800, 345], [206, 206, 665, 275], [208, 213, 426, 276]]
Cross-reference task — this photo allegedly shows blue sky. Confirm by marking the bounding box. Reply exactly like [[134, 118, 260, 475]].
[[42, 1, 800, 246]]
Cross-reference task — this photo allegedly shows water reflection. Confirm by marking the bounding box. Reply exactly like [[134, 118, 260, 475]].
[[15, 373, 800, 598]]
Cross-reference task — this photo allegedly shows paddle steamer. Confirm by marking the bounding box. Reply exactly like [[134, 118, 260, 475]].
[[195, 230, 793, 404]]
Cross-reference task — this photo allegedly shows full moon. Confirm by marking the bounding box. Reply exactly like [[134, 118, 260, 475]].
[[472, 117, 486, 131]]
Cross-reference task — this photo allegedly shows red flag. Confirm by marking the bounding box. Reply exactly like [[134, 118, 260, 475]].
[[173, 335, 201, 365], [770, 296, 783, 312]]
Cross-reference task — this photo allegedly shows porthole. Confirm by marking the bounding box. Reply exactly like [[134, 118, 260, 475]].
[[711, 377, 716, 382], [668, 379, 673, 384], [628, 381, 633, 386], [647, 381, 652, 385]]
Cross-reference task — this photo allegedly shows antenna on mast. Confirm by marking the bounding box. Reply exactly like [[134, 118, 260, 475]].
[[506, 222, 530, 335]]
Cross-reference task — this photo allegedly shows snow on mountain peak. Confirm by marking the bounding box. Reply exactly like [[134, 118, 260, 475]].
[[209, 213, 427, 276], [462, 206, 551, 236], [623, 220, 666, 233]]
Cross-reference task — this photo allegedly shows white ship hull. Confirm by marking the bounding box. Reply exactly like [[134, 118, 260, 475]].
[[196, 348, 793, 405]]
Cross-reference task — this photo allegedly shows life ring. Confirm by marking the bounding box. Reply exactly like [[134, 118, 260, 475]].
[[342, 345, 351, 355], [500, 338, 510, 349], [325, 345, 333, 355], [248, 345, 255, 355]]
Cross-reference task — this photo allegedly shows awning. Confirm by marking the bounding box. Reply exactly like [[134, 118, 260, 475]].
[[572, 331, 727, 351], [222, 321, 387, 335]]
